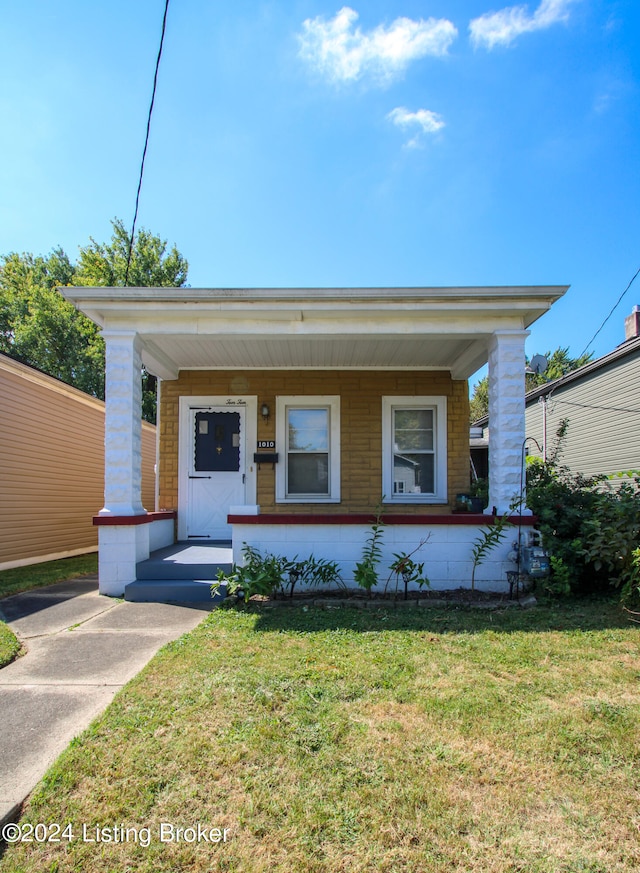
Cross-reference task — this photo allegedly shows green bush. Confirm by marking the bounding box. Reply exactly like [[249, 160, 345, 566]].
[[212, 545, 345, 603], [212, 545, 286, 603], [0, 620, 21, 668], [284, 554, 345, 596], [526, 426, 640, 599]]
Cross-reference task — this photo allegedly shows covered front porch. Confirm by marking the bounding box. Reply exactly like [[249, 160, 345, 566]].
[[63, 285, 567, 600]]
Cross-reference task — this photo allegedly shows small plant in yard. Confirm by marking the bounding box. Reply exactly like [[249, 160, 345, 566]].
[[624, 546, 640, 607], [212, 544, 287, 603], [545, 555, 573, 596], [469, 500, 519, 591], [212, 546, 345, 603], [304, 555, 345, 592], [354, 501, 385, 595], [282, 554, 345, 597], [385, 537, 431, 600]]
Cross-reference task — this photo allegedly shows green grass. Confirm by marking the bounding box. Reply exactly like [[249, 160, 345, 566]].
[[0, 620, 21, 668], [0, 553, 98, 600], [2, 598, 640, 872]]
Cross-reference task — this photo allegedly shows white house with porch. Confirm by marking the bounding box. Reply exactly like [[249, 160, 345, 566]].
[[61, 285, 567, 601]]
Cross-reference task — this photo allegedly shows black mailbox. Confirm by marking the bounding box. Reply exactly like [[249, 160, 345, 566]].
[[253, 452, 279, 467]]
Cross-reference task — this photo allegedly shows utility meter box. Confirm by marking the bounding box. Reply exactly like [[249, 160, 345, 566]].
[[521, 545, 550, 578]]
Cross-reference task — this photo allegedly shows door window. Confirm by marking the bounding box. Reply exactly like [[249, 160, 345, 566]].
[[194, 411, 240, 472]]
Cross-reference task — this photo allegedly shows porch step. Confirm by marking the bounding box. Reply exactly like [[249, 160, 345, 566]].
[[128, 541, 233, 604], [136, 542, 233, 581], [124, 579, 227, 604]]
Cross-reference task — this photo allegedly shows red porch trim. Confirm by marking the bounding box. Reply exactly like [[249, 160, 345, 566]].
[[228, 513, 537, 526], [93, 510, 177, 526]]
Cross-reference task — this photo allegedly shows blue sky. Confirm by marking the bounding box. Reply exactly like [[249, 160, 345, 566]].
[[1, 1, 638, 385]]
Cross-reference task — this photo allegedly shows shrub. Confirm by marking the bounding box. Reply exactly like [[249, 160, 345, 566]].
[[283, 554, 345, 596], [212, 545, 345, 603], [213, 545, 286, 603], [526, 424, 640, 598]]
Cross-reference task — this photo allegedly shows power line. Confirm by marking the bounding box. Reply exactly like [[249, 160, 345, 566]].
[[550, 398, 640, 415], [124, 0, 171, 287], [579, 264, 640, 358]]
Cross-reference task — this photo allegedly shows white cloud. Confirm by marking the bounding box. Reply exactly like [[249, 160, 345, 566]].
[[387, 107, 445, 148], [298, 6, 458, 85], [470, 0, 579, 49]]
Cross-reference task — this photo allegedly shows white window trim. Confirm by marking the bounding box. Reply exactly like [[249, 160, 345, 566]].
[[382, 396, 447, 504], [276, 396, 341, 503]]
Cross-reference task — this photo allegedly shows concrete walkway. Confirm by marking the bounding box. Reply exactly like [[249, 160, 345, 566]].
[[0, 576, 212, 827]]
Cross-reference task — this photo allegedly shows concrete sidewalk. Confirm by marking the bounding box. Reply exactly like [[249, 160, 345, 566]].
[[0, 576, 212, 828]]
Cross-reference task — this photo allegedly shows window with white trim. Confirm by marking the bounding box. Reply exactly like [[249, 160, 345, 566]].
[[382, 396, 447, 503], [276, 396, 340, 503]]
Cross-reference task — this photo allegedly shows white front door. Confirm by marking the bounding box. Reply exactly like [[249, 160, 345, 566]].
[[185, 406, 246, 540]]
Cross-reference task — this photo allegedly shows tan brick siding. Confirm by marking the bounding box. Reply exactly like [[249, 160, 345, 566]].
[[159, 370, 469, 515], [0, 355, 156, 568]]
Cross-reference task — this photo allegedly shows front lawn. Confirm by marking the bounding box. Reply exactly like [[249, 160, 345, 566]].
[[0, 553, 98, 600], [3, 599, 639, 872]]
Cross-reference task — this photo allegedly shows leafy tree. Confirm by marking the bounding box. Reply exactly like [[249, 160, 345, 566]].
[[75, 218, 189, 421], [75, 218, 188, 288], [525, 347, 593, 391], [469, 376, 489, 423], [0, 249, 104, 397], [469, 347, 594, 422], [0, 219, 188, 422]]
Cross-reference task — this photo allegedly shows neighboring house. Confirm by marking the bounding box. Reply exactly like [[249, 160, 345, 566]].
[[61, 285, 566, 597], [470, 425, 489, 481], [472, 307, 640, 484], [0, 352, 156, 571], [524, 308, 640, 478]]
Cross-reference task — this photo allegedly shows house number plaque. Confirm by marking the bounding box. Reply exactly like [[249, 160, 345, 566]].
[[257, 440, 276, 450]]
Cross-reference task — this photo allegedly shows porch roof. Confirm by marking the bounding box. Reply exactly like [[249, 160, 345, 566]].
[[61, 285, 568, 381]]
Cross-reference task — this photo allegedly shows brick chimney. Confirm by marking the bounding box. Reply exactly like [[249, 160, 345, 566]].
[[625, 305, 640, 341]]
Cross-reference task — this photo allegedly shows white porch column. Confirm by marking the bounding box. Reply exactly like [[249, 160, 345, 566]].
[[96, 331, 150, 596], [100, 331, 146, 516], [487, 330, 529, 514]]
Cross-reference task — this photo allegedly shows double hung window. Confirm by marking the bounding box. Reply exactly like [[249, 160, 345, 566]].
[[276, 396, 340, 502], [382, 396, 447, 503]]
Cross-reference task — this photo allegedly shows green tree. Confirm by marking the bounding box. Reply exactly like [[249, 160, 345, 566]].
[[469, 347, 594, 422], [0, 219, 188, 422], [0, 248, 104, 397], [75, 218, 188, 288], [469, 376, 489, 423], [525, 347, 593, 390], [75, 218, 189, 421]]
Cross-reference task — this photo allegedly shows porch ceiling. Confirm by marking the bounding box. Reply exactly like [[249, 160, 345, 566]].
[[61, 285, 568, 381], [140, 334, 478, 375]]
